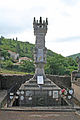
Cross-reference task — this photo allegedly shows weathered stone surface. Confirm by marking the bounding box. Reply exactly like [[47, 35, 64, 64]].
[[33, 17, 47, 79], [71, 56, 80, 82], [18, 17, 62, 106], [0, 90, 7, 107], [72, 83, 80, 102], [0, 74, 71, 90], [0, 74, 33, 90], [71, 57, 80, 103], [0, 111, 80, 120]]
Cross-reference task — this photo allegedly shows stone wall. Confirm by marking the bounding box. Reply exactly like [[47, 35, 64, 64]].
[[72, 83, 80, 102], [47, 75, 71, 89], [0, 78, 1, 89], [0, 74, 71, 90], [0, 74, 33, 90]]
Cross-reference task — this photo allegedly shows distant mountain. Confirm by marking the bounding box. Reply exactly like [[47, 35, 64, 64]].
[[68, 53, 80, 60]]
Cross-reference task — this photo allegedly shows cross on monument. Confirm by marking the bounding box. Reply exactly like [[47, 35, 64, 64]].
[[33, 17, 48, 84], [76, 56, 80, 72]]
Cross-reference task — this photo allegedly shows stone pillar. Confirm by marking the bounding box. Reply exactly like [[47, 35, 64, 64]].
[[33, 17, 48, 80]]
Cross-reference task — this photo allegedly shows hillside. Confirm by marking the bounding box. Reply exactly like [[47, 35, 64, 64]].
[[0, 36, 78, 75], [68, 53, 80, 60], [0, 36, 58, 59]]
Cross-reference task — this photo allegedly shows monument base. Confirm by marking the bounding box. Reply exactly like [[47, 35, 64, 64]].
[[19, 78, 61, 106]]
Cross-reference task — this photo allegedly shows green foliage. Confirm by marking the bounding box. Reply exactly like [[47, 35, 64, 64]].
[[66, 57, 77, 66], [45, 56, 66, 75], [0, 38, 2, 45], [16, 42, 20, 53], [45, 54, 78, 75], [68, 53, 80, 60], [0, 49, 10, 60], [0, 68, 30, 74], [2, 60, 13, 69], [0, 37, 34, 59], [0, 36, 78, 75], [19, 60, 35, 73]]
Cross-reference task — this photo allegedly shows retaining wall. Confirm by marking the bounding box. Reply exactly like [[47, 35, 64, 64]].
[[72, 83, 80, 102], [0, 74, 71, 90]]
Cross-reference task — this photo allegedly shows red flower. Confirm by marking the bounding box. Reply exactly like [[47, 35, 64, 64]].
[[61, 89, 65, 93]]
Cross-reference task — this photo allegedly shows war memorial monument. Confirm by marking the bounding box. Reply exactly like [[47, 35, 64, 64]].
[[18, 17, 61, 106]]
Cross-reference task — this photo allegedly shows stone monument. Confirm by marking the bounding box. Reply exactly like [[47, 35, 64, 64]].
[[33, 17, 47, 81], [18, 17, 61, 106]]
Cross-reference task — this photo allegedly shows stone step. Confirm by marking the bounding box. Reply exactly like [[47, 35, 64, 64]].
[[24, 84, 56, 87], [28, 80, 52, 84], [29, 81, 51, 84], [1, 106, 76, 112]]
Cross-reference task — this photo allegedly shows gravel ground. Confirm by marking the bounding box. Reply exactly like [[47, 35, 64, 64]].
[[0, 111, 80, 120]]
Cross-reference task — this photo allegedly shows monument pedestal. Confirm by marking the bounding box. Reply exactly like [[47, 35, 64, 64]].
[[19, 78, 61, 106]]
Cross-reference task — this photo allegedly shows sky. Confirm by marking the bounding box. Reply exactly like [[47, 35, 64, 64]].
[[0, 0, 80, 57]]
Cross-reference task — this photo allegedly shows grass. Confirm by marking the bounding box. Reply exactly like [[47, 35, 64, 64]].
[[0, 68, 34, 75]]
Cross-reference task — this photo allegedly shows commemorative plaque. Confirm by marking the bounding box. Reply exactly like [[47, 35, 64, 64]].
[[37, 76, 44, 84]]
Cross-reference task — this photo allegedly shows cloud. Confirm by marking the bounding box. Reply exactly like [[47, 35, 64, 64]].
[[55, 36, 80, 42], [61, 0, 79, 6], [0, 0, 80, 56]]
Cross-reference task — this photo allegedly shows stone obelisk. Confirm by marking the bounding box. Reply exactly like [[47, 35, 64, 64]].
[[33, 17, 48, 84]]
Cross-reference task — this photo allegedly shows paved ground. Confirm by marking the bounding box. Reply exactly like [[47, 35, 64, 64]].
[[0, 111, 80, 120]]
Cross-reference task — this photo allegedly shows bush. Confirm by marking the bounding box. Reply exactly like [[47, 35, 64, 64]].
[[19, 60, 35, 73]]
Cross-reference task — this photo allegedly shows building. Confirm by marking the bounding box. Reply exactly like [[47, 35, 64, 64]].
[[19, 57, 32, 63], [0, 57, 4, 60], [8, 50, 19, 60]]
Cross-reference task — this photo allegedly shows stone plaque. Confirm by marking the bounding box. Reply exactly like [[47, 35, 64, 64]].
[[26, 91, 33, 96], [68, 96, 72, 99], [37, 49, 43, 62], [21, 91, 24, 95], [20, 96, 24, 100], [53, 91, 58, 98], [16, 96, 18, 99], [49, 91, 52, 96], [37, 76, 44, 84], [16, 90, 20, 95], [28, 97, 32, 100], [69, 90, 73, 95], [10, 96, 13, 99], [10, 93, 14, 95]]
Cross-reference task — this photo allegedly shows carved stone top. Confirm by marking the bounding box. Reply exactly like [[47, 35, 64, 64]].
[[33, 17, 48, 35]]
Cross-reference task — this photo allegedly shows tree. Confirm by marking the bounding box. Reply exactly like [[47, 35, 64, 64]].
[[0, 38, 2, 45], [25, 47, 28, 53], [4, 60, 13, 69], [19, 60, 35, 73], [1, 50, 10, 60], [16, 37, 18, 41], [45, 56, 66, 75], [66, 57, 77, 66], [16, 42, 20, 53]]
